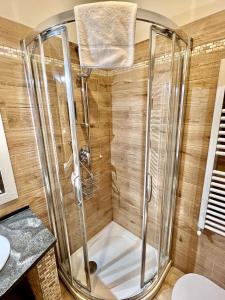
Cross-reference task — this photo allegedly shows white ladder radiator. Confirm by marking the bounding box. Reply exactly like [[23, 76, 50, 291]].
[[198, 59, 225, 237]]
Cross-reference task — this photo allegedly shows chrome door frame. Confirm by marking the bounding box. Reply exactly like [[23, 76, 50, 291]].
[[166, 40, 192, 257], [24, 8, 189, 47], [140, 24, 155, 288], [60, 26, 91, 291], [140, 25, 192, 288], [156, 31, 178, 273], [22, 25, 92, 292], [22, 39, 66, 264]]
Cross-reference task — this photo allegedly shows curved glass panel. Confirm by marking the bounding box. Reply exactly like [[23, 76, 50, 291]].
[[22, 13, 190, 300]]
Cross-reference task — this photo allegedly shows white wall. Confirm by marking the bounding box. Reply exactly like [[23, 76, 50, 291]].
[[1, 0, 224, 28], [1, 0, 225, 42]]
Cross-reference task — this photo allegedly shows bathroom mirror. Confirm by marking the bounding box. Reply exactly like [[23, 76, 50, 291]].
[[0, 113, 18, 205]]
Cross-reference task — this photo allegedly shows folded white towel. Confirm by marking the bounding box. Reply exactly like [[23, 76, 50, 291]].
[[74, 1, 137, 69]]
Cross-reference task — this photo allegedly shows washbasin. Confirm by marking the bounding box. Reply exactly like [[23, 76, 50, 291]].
[[0, 235, 10, 271]]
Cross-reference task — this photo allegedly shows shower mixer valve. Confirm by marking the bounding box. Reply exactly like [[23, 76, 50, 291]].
[[79, 146, 91, 165]]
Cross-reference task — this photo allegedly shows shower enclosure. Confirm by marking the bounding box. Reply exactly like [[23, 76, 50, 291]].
[[22, 6, 191, 300]]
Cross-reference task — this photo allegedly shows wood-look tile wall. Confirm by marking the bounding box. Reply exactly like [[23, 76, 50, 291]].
[[111, 67, 146, 243], [172, 10, 225, 289], [0, 18, 49, 225]]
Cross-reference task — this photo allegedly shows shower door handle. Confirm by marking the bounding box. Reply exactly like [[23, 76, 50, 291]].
[[71, 171, 82, 206], [147, 173, 152, 203]]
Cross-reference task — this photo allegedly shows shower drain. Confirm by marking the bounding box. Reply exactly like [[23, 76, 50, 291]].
[[89, 261, 98, 274]]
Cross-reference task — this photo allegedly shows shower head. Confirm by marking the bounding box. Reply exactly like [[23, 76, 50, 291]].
[[75, 45, 92, 78]]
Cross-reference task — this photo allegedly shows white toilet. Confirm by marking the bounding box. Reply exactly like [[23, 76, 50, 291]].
[[172, 273, 225, 300]]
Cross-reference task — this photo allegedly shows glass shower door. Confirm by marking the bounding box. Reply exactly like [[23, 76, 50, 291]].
[[23, 26, 92, 292], [141, 25, 187, 287]]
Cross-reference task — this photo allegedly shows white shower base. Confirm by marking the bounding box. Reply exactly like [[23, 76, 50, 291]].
[[71, 221, 158, 299]]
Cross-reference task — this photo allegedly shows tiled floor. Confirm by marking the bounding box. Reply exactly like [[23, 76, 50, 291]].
[[60, 267, 184, 300], [154, 267, 184, 300]]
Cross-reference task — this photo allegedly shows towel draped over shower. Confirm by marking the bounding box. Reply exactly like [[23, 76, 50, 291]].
[[74, 1, 137, 68]]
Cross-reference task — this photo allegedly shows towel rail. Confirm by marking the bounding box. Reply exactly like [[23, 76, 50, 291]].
[[206, 215, 225, 225], [208, 199, 225, 208], [210, 187, 225, 195], [216, 145, 225, 150], [207, 209, 225, 220], [212, 170, 225, 176], [205, 225, 225, 237], [198, 59, 225, 237], [209, 193, 225, 201], [215, 151, 225, 156], [211, 176, 225, 183], [211, 182, 225, 189]]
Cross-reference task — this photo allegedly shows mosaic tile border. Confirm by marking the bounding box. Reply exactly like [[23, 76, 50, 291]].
[[1, 37, 225, 75], [36, 248, 61, 300], [27, 248, 62, 300], [0, 45, 23, 59], [192, 39, 225, 56]]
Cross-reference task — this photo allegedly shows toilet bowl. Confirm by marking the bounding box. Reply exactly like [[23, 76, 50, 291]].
[[172, 273, 225, 300]]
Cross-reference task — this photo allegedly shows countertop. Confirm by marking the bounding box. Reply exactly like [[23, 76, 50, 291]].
[[0, 207, 56, 297]]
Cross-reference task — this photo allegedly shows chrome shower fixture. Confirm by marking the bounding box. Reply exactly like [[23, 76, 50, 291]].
[[79, 145, 97, 199], [78, 68, 92, 128], [77, 67, 92, 78], [77, 68, 96, 199], [79, 146, 91, 166], [79, 159, 98, 199]]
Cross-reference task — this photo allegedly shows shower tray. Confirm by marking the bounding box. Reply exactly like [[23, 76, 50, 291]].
[[71, 222, 158, 299]]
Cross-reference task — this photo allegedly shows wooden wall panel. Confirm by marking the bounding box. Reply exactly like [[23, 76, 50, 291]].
[[172, 48, 225, 288], [182, 9, 225, 47], [0, 55, 49, 225], [0, 18, 50, 225], [170, 11, 225, 289], [111, 67, 146, 240], [0, 16, 30, 49]]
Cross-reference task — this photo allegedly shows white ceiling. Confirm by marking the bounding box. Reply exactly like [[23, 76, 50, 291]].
[[0, 0, 225, 42]]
